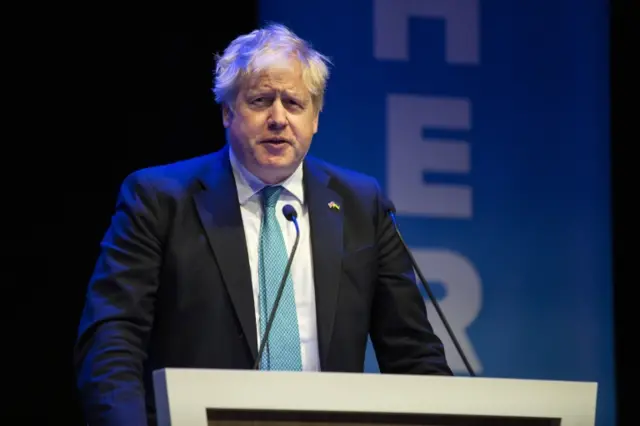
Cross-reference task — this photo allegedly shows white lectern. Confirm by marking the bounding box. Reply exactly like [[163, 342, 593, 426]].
[[153, 368, 597, 426]]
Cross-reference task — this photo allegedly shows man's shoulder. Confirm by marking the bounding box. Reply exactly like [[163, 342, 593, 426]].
[[120, 151, 221, 197], [305, 155, 380, 194]]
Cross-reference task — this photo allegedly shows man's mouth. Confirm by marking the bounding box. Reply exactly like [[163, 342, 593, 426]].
[[260, 138, 290, 145]]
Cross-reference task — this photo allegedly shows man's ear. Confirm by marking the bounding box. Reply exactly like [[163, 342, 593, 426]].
[[222, 103, 233, 128]]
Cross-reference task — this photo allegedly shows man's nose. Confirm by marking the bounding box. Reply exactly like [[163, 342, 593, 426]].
[[267, 101, 288, 129]]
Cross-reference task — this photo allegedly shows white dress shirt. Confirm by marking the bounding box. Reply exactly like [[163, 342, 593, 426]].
[[228, 147, 320, 371]]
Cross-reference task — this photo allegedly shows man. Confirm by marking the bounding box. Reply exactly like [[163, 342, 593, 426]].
[[74, 23, 452, 426]]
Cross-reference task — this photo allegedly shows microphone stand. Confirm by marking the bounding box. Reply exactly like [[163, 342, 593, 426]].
[[386, 207, 476, 377]]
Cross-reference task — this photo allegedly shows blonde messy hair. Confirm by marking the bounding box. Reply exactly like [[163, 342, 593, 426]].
[[213, 23, 332, 112]]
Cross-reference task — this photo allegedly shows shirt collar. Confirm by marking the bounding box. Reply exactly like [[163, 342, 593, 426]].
[[228, 145, 305, 205]]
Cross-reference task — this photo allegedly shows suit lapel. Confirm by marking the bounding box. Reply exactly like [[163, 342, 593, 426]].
[[192, 146, 258, 359], [304, 159, 343, 370]]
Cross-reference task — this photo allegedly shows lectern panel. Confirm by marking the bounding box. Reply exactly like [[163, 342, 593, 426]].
[[153, 369, 596, 426]]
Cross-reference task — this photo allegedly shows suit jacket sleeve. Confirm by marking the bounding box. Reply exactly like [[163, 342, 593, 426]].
[[368, 184, 453, 376], [74, 171, 166, 426]]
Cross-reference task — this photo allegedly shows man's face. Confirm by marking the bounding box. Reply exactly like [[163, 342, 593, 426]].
[[223, 59, 319, 184]]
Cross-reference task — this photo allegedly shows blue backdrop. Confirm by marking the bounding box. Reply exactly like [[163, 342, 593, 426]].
[[260, 1, 614, 425]]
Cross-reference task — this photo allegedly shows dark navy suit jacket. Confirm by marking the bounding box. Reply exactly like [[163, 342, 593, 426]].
[[74, 145, 452, 426]]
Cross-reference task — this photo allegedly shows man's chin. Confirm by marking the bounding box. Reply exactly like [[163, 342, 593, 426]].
[[256, 152, 296, 169], [252, 157, 299, 183]]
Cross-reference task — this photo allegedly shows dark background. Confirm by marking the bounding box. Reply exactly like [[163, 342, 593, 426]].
[[4, 1, 631, 424]]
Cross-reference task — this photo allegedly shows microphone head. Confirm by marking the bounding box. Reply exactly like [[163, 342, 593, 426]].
[[381, 197, 396, 215], [282, 204, 298, 221]]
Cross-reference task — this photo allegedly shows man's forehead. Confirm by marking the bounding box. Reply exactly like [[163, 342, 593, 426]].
[[243, 67, 308, 94]]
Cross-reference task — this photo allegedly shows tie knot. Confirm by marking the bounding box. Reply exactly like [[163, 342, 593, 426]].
[[261, 185, 283, 209]]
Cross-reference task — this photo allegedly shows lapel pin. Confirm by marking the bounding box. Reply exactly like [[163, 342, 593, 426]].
[[328, 201, 340, 211]]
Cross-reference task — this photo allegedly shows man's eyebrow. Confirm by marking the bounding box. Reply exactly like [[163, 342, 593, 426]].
[[247, 88, 306, 98]]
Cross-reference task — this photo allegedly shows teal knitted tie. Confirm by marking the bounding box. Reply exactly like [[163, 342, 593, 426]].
[[257, 185, 303, 371]]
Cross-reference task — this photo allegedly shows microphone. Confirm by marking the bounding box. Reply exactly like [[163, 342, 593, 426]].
[[383, 199, 476, 377], [253, 204, 301, 370]]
